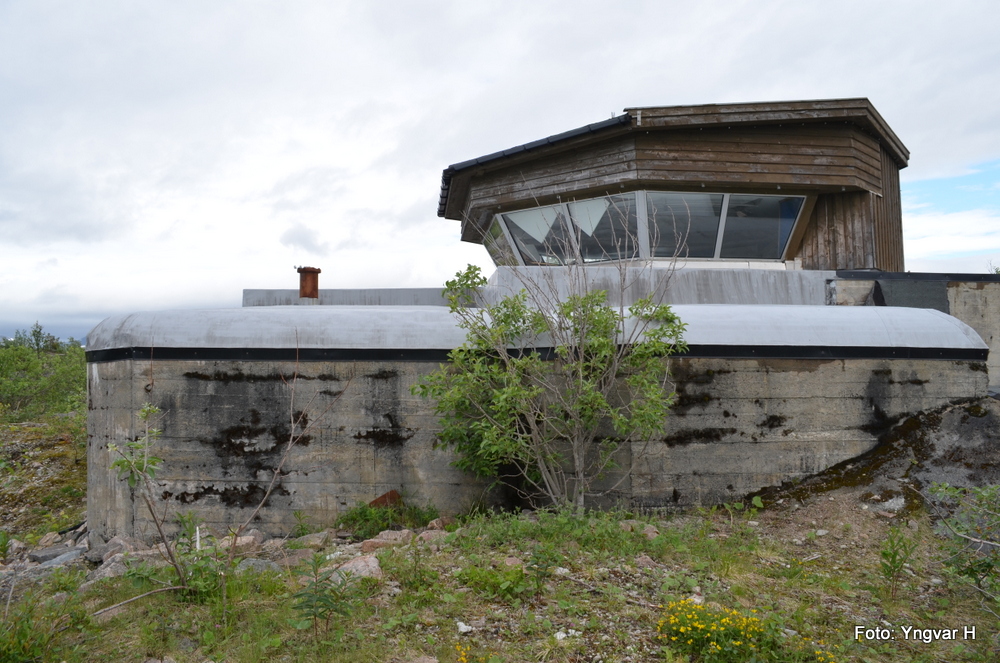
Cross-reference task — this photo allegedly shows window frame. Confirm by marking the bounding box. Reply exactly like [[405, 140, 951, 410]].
[[492, 189, 809, 266]]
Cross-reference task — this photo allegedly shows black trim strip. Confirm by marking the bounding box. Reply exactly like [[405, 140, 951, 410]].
[[837, 270, 1000, 283], [676, 345, 987, 361], [86, 345, 987, 364]]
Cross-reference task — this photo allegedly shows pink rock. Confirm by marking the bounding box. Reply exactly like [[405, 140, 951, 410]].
[[427, 516, 456, 531], [336, 554, 382, 580], [361, 529, 413, 553], [635, 554, 657, 568], [417, 530, 448, 544]]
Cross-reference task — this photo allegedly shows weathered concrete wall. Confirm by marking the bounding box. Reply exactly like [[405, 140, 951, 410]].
[[627, 356, 988, 508], [948, 282, 1000, 388], [88, 359, 492, 542], [88, 353, 988, 539], [830, 277, 1000, 387]]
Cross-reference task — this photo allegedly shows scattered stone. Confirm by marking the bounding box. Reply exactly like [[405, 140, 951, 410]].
[[218, 535, 260, 554], [40, 548, 83, 568], [502, 556, 523, 567], [36, 531, 61, 548], [815, 530, 829, 537], [29, 545, 74, 564], [81, 558, 130, 589], [243, 528, 267, 544], [335, 554, 382, 580], [747, 521, 759, 527], [292, 532, 329, 550], [882, 496, 905, 512], [456, 621, 473, 633], [792, 539, 803, 546], [875, 510, 897, 519], [635, 554, 657, 568], [908, 519, 919, 531], [262, 538, 287, 553], [360, 529, 413, 553], [403, 657, 437, 663], [554, 567, 570, 576], [619, 520, 641, 532], [416, 530, 448, 545], [642, 524, 660, 540], [930, 577, 943, 585], [427, 516, 456, 531], [368, 489, 402, 508], [236, 558, 281, 574], [275, 548, 316, 569], [101, 535, 143, 563]]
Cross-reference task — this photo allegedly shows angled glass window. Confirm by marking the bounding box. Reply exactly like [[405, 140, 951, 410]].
[[483, 218, 518, 266], [646, 192, 723, 258], [720, 195, 804, 259], [502, 205, 575, 265], [567, 193, 639, 262]]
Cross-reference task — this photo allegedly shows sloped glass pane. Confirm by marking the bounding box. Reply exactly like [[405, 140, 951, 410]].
[[646, 192, 723, 258], [503, 205, 574, 265], [484, 217, 518, 266], [720, 195, 804, 259], [568, 193, 639, 262]]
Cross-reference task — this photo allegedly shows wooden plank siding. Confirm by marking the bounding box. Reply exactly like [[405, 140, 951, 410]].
[[444, 99, 908, 270], [797, 192, 877, 270], [465, 137, 639, 215], [873, 146, 905, 271], [634, 125, 884, 194]]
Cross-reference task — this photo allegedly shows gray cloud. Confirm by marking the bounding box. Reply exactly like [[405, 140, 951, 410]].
[[1, 0, 1000, 330], [279, 223, 329, 255]]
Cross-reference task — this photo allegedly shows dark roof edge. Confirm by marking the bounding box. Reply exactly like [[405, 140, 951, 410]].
[[437, 113, 632, 217]]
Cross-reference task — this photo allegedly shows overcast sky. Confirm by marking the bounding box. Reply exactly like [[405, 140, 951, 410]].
[[2, 1, 999, 341]]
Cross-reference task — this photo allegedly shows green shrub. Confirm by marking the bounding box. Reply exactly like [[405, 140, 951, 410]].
[[291, 552, 356, 641], [0, 324, 85, 423], [931, 482, 1000, 602], [335, 502, 438, 540], [455, 563, 532, 604]]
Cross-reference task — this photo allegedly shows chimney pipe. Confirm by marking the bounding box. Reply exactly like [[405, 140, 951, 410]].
[[296, 266, 321, 299]]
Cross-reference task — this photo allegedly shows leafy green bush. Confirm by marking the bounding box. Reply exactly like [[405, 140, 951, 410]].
[[335, 502, 438, 540], [455, 562, 532, 604], [0, 323, 85, 423], [413, 264, 686, 508]]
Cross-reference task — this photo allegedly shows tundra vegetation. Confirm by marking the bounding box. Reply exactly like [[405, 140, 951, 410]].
[[0, 324, 998, 662]]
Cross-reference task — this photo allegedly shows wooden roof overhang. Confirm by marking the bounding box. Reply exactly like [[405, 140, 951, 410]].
[[439, 99, 909, 244]]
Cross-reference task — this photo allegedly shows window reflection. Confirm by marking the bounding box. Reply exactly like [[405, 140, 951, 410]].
[[492, 191, 805, 265], [503, 205, 575, 265], [720, 196, 803, 259], [567, 193, 639, 262], [646, 192, 723, 258], [483, 218, 518, 266]]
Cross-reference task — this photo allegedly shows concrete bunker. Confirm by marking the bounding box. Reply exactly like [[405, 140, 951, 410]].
[[87, 99, 997, 540]]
